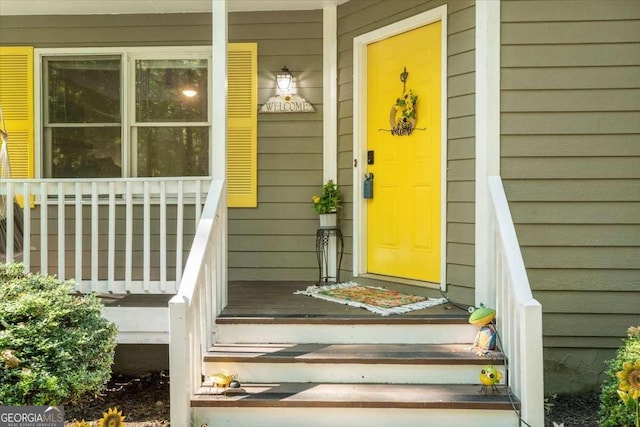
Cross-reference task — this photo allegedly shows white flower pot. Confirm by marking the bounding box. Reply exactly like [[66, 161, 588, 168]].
[[319, 213, 337, 228]]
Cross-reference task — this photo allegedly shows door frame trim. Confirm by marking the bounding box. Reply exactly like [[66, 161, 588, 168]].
[[352, 5, 448, 290]]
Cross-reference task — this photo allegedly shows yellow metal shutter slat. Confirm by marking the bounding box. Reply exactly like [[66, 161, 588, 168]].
[[227, 43, 257, 208]]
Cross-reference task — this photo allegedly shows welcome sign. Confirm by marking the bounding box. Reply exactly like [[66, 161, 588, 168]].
[[259, 94, 315, 113], [0, 406, 64, 427]]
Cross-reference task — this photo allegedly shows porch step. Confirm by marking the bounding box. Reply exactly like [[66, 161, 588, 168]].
[[199, 315, 519, 426], [214, 315, 477, 344], [192, 383, 520, 427], [203, 343, 505, 384]]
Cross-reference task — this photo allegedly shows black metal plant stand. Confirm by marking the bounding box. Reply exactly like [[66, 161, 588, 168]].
[[315, 226, 344, 283]]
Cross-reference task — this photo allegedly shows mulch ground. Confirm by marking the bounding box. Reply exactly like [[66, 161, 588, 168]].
[[64, 372, 169, 426], [544, 390, 601, 427], [64, 371, 601, 427]]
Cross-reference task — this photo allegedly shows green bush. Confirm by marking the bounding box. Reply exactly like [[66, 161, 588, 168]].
[[0, 263, 117, 405], [599, 326, 640, 427]]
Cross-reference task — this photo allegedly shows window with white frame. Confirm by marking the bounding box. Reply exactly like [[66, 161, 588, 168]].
[[41, 48, 210, 178], [43, 56, 122, 178]]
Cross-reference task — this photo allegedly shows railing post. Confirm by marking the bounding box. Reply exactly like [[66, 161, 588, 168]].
[[91, 182, 99, 288], [219, 181, 228, 312], [6, 181, 14, 261], [143, 181, 151, 291], [40, 181, 48, 274], [125, 181, 133, 285], [22, 182, 31, 269], [74, 183, 83, 288], [160, 181, 167, 291], [176, 180, 184, 285], [57, 182, 65, 280], [169, 296, 190, 426], [520, 301, 544, 427], [108, 181, 116, 291]]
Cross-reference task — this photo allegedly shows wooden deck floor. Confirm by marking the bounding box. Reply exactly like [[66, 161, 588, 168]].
[[193, 382, 513, 409], [98, 280, 469, 320], [220, 281, 469, 319]]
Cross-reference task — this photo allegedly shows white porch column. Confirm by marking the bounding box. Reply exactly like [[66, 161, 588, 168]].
[[323, 4, 339, 280], [323, 4, 338, 183], [475, 0, 501, 306], [212, 0, 228, 305], [212, 0, 228, 181]]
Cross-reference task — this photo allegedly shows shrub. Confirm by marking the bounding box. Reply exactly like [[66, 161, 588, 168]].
[[0, 263, 117, 405], [599, 326, 640, 427]]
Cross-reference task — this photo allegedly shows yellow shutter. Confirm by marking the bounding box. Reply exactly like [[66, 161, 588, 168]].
[[0, 46, 34, 208], [0, 46, 34, 181], [227, 43, 257, 208]]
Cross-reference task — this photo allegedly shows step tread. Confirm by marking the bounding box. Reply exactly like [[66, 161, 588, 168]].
[[205, 343, 504, 365], [192, 382, 517, 410], [216, 314, 469, 325]]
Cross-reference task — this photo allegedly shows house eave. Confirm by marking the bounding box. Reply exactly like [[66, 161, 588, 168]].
[[0, 0, 349, 16]]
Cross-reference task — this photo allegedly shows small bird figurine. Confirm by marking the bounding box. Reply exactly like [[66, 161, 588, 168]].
[[209, 372, 234, 394], [479, 364, 503, 395], [209, 372, 246, 396]]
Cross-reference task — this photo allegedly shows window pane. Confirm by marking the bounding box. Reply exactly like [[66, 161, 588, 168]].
[[137, 127, 208, 177], [136, 59, 208, 123], [48, 127, 122, 178], [47, 58, 121, 124]]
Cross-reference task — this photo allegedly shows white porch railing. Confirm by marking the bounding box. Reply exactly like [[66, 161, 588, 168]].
[[169, 178, 226, 426], [488, 175, 544, 427], [0, 177, 212, 294]]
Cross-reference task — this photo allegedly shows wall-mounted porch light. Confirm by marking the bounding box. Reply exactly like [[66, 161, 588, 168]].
[[276, 66, 293, 93], [259, 65, 315, 114]]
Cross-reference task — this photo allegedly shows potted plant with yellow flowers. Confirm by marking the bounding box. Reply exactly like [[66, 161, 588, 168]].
[[312, 179, 341, 227]]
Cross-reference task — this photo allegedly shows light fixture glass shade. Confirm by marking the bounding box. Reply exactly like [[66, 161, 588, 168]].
[[276, 66, 292, 92], [182, 88, 197, 98]]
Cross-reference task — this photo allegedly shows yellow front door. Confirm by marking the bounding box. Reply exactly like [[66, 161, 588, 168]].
[[366, 22, 442, 283]]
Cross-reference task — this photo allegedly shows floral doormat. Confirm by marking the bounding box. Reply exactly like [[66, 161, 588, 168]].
[[294, 282, 448, 316]]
